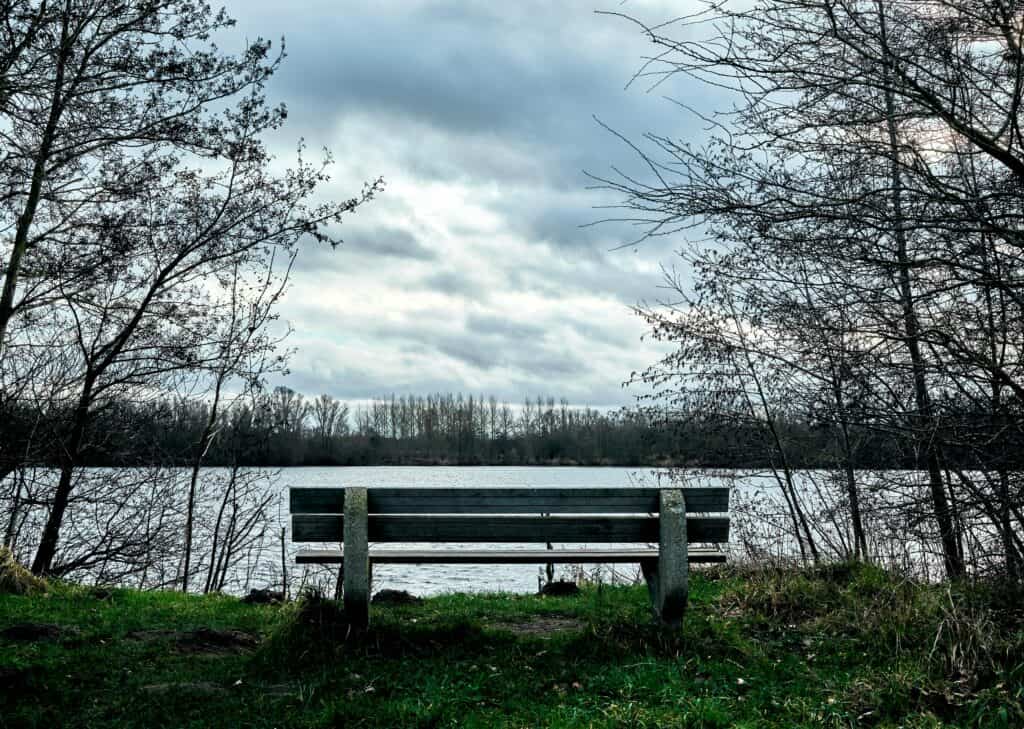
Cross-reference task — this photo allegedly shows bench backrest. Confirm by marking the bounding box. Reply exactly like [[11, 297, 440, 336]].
[[290, 487, 730, 544]]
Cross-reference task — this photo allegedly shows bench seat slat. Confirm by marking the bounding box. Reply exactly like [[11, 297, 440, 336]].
[[292, 514, 729, 543], [294, 548, 728, 564], [289, 487, 730, 514]]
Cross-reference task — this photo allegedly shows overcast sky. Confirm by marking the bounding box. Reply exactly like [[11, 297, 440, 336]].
[[220, 0, 710, 408]]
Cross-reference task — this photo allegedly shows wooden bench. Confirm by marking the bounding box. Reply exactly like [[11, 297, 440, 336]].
[[290, 486, 730, 627]]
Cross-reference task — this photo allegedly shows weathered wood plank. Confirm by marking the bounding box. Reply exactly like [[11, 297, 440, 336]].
[[291, 514, 730, 543], [294, 548, 728, 564], [370, 489, 665, 514], [289, 487, 730, 514], [289, 488, 345, 514]]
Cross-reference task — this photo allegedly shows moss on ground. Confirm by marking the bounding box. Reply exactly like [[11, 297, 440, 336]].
[[1, 563, 1022, 728]]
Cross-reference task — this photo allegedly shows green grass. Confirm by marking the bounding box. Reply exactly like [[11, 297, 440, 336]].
[[1, 564, 1022, 728]]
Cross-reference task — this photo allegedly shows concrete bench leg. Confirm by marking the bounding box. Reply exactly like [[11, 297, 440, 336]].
[[343, 487, 370, 628], [644, 489, 688, 626]]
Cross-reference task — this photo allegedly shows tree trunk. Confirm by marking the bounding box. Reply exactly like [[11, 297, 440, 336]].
[[3, 468, 24, 548], [182, 375, 225, 592], [31, 376, 92, 575], [877, 0, 963, 579], [731, 296, 819, 564], [826, 338, 868, 560], [0, 7, 71, 354]]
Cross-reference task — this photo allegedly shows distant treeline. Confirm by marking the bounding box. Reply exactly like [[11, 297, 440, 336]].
[[1, 387, 973, 469]]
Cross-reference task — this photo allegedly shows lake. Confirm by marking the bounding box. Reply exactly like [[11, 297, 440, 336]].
[[12, 465, 920, 595]]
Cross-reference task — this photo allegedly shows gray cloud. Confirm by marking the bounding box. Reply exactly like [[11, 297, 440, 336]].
[[292, 226, 436, 274], [464, 312, 546, 341], [220, 0, 699, 407], [358, 226, 436, 261], [263, 4, 628, 136], [419, 269, 488, 301], [435, 328, 590, 377]]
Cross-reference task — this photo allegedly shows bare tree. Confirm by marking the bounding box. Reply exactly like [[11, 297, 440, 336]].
[[311, 394, 343, 450], [599, 0, 1024, 579], [25, 120, 378, 576], [0, 1, 287, 354]]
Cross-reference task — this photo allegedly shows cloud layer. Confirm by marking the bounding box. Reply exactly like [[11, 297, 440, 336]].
[[222, 0, 706, 407]]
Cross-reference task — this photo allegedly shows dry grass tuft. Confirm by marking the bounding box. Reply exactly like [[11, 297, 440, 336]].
[[930, 585, 1024, 688], [0, 547, 46, 595]]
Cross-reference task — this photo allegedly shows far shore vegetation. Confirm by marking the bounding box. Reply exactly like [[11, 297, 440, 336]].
[[4, 388, 1016, 469]]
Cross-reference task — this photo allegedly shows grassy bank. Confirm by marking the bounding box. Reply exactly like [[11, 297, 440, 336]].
[[1, 564, 1022, 728]]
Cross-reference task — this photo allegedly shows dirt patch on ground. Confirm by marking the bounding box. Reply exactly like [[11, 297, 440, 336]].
[[260, 683, 298, 699], [139, 681, 297, 700], [0, 666, 32, 690], [242, 589, 285, 605], [372, 589, 422, 606], [141, 681, 229, 697], [127, 627, 259, 654], [1, 622, 79, 642], [488, 616, 585, 637], [538, 581, 580, 597]]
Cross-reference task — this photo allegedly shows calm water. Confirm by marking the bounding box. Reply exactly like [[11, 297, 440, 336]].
[[283, 466, 685, 596], [18, 465, 940, 594]]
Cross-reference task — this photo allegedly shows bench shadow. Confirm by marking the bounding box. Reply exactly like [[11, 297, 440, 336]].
[[255, 589, 746, 676]]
